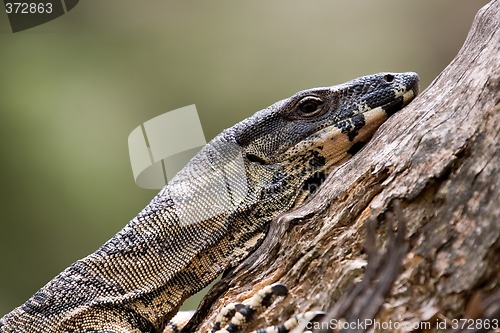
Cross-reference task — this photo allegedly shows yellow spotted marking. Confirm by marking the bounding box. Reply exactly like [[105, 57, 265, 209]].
[[402, 89, 415, 104], [292, 107, 387, 171], [356, 100, 370, 113]]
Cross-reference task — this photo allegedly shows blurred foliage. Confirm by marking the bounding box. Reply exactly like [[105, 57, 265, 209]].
[[0, 0, 489, 316]]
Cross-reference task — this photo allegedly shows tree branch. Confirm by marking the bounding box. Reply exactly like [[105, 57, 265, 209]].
[[187, 1, 499, 331]]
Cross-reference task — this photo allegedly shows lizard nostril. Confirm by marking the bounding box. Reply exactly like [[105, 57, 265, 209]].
[[383, 74, 395, 83]]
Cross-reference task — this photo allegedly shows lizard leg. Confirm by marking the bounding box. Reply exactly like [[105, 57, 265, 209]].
[[212, 283, 288, 333], [249, 311, 325, 333], [163, 311, 195, 333], [212, 283, 324, 333]]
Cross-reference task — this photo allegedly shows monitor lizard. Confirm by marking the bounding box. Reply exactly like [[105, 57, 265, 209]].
[[0, 72, 419, 333]]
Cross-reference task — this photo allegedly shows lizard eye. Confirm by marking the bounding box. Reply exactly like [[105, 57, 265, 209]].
[[297, 96, 325, 117]]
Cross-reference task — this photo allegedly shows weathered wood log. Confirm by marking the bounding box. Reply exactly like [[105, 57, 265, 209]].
[[187, 1, 499, 331]]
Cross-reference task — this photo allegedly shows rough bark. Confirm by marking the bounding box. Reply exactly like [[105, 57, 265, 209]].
[[189, 1, 499, 331]]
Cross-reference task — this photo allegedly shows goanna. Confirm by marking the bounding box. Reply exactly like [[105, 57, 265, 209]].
[[0, 72, 419, 333]]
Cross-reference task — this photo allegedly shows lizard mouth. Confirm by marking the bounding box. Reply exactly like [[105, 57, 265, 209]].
[[382, 95, 407, 116], [383, 81, 419, 116]]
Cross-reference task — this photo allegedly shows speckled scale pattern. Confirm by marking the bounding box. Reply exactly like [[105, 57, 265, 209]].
[[0, 73, 418, 333]]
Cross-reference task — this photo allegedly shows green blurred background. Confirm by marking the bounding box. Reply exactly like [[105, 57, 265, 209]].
[[0, 0, 489, 316]]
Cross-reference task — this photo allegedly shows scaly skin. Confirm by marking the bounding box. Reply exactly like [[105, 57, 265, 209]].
[[0, 72, 419, 333]]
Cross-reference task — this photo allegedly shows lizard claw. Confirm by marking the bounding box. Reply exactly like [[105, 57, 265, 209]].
[[212, 283, 289, 333]]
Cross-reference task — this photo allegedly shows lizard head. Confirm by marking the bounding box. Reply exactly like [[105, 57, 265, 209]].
[[232, 72, 419, 200], [169, 73, 418, 228]]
